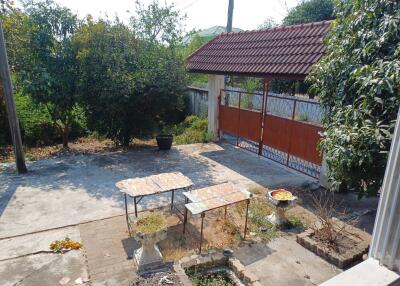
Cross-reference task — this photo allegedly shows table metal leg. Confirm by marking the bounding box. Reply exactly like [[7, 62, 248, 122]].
[[171, 190, 174, 210], [124, 194, 131, 236], [199, 212, 205, 254], [183, 197, 188, 234], [244, 199, 250, 240], [134, 196, 138, 218]]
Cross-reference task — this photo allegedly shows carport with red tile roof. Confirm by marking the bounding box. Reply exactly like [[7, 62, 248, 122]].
[[186, 21, 331, 179], [186, 20, 331, 79]]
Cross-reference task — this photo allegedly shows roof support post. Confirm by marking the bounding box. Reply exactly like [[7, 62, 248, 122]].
[[259, 79, 269, 155], [207, 74, 224, 139], [319, 155, 329, 188]]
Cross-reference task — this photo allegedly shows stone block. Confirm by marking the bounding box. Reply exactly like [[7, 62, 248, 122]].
[[211, 252, 227, 266], [181, 259, 197, 269], [229, 258, 245, 278], [242, 269, 259, 285], [196, 255, 213, 268]]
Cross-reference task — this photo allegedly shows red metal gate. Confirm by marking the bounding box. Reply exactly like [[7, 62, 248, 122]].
[[218, 89, 324, 178]]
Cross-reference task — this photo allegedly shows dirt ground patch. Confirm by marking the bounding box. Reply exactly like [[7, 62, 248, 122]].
[[158, 207, 246, 261], [0, 137, 157, 163]]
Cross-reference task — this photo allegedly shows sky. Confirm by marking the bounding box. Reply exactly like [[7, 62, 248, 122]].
[[52, 0, 300, 32]]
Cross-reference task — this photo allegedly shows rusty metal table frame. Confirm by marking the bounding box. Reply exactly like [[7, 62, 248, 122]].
[[116, 173, 193, 237], [123, 187, 192, 236], [182, 183, 251, 254]]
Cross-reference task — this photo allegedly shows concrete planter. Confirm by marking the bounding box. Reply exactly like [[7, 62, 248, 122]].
[[133, 228, 167, 272], [296, 228, 370, 269], [176, 250, 261, 286]]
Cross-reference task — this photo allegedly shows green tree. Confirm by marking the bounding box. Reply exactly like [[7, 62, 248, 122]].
[[0, 2, 32, 146], [267, 0, 334, 97], [283, 0, 334, 26], [75, 1, 187, 146], [21, 0, 80, 148], [73, 19, 139, 145], [131, 0, 184, 45], [184, 34, 208, 88], [308, 0, 400, 195], [258, 17, 278, 29]]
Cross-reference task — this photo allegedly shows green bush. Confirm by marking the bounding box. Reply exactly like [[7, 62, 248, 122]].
[[15, 92, 58, 146], [308, 0, 400, 195], [168, 115, 213, 145], [13, 92, 87, 146], [0, 95, 11, 146], [75, 2, 188, 146]]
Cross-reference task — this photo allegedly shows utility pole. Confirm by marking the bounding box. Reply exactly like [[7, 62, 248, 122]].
[[225, 0, 234, 87], [0, 19, 27, 173], [226, 0, 234, 33]]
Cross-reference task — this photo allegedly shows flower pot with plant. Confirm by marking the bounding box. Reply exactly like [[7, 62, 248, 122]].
[[132, 213, 168, 272]]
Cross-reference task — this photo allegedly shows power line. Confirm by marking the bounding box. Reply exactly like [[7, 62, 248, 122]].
[[178, 0, 200, 11]]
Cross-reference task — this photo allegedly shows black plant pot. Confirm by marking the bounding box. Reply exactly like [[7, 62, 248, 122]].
[[156, 134, 173, 150]]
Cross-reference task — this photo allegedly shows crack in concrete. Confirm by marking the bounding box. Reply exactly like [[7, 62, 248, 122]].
[[11, 254, 61, 286], [0, 250, 69, 263]]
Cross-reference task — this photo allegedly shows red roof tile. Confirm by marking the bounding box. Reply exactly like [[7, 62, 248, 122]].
[[186, 21, 331, 79]]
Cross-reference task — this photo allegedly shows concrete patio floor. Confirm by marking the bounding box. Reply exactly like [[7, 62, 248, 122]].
[[0, 142, 315, 238], [0, 142, 327, 285]]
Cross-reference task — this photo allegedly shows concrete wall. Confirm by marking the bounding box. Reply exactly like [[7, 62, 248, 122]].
[[187, 86, 208, 117]]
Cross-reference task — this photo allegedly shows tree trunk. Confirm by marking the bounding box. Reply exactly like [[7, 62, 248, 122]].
[[62, 126, 69, 148]]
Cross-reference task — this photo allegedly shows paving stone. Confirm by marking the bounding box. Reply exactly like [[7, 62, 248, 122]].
[[79, 216, 138, 285]]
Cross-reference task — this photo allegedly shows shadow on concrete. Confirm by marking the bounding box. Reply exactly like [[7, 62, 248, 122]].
[[199, 143, 313, 189], [4, 147, 216, 203], [0, 142, 314, 238], [121, 236, 140, 259], [0, 185, 16, 217], [233, 243, 276, 266], [0, 146, 222, 237]]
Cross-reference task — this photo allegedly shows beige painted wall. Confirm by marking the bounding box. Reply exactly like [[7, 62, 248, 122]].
[[207, 74, 225, 138]]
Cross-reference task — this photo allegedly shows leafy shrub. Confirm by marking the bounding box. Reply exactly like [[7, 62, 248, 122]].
[[0, 94, 11, 146], [188, 270, 235, 286], [75, 2, 188, 146], [308, 0, 400, 195], [13, 92, 87, 146], [172, 116, 213, 145], [15, 92, 58, 146]]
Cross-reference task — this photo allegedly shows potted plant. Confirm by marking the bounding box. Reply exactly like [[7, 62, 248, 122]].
[[156, 134, 173, 150], [132, 213, 168, 272]]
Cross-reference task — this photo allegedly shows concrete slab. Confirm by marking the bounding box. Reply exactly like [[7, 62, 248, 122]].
[[0, 143, 313, 238], [234, 235, 341, 286], [0, 226, 80, 261], [320, 258, 400, 286], [0, 250, 86, 286]]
